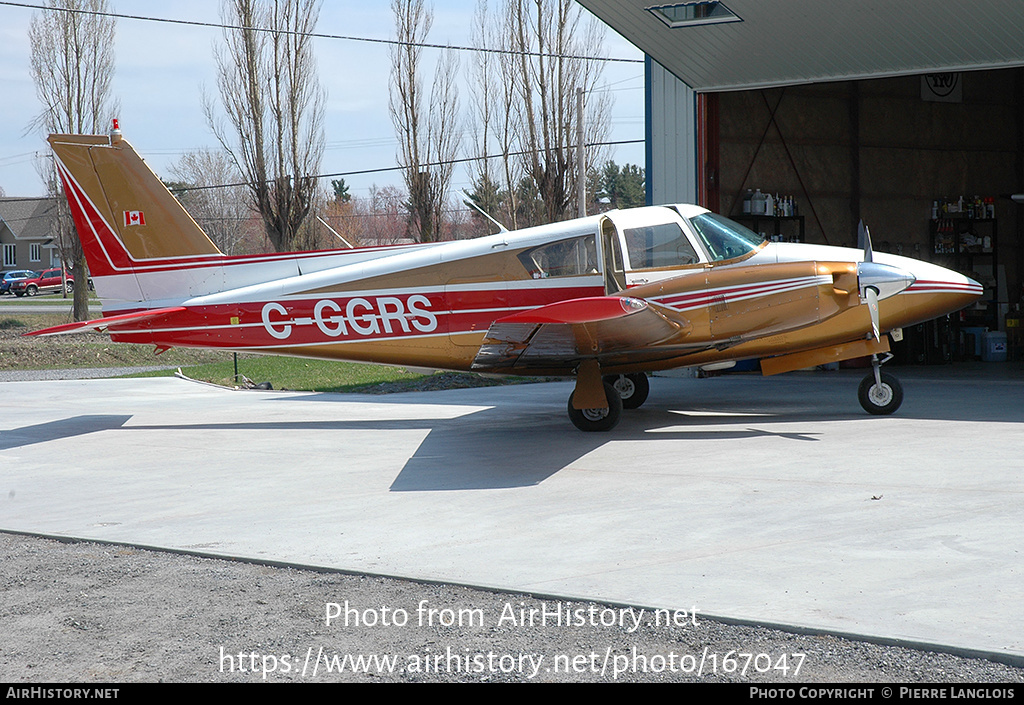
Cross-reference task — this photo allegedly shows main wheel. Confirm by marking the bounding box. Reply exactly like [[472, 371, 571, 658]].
[[64, 281, 74, 294], [858, 372, 903, 415], [567, 382, 623, 432], [26, 285, 37, 297], [604, 373, 650, 409]]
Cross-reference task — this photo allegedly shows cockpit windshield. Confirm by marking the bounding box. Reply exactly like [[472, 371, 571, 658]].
[[688, 213, 765, 262]]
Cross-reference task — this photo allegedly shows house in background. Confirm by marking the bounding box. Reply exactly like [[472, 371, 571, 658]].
[[0, 197, 60, 271]]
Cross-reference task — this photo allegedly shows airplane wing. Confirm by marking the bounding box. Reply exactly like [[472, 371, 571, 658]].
[[471, 296, 702, 372], [24, 307, 187, 337]]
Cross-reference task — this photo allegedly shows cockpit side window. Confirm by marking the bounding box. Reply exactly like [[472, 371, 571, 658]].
[[623, 222, 699, 269], [518, 234, 598, 279], [688, 213, 765, 262]]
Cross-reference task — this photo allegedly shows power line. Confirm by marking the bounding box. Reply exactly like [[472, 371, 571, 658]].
[[0, 1, 643, 64], [173, 139, 646, 192]]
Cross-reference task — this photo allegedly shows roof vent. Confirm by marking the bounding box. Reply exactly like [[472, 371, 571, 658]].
[[646, 1, 741, 28]]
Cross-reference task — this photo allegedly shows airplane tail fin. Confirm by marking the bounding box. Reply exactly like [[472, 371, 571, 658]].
[[48, 131, 224, 305]]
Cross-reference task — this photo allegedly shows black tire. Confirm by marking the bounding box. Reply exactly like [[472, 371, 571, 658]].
[[603, 373, 650, 409], [64, 281, 74, 294], [858, 372, 903, 415], [567, 382, 623, 432], [14, 292, 24, 297], [26, 285, 37, 297]]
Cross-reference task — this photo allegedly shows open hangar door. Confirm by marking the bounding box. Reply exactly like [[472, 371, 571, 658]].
[[581, 0, 1024, 363], [710, 69, 1023, 363]]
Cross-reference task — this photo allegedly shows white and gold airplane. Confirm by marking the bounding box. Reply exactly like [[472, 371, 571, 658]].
[[33, 127, 983, 431]]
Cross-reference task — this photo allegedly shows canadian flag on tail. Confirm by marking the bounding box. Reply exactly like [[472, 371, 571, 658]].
[[123, 210, 146, 227]]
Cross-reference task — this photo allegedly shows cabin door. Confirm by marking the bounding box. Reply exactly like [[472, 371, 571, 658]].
[[601, 220, 627, 294]]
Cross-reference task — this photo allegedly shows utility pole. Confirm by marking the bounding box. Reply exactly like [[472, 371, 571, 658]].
[[577, 86, 586, 218]]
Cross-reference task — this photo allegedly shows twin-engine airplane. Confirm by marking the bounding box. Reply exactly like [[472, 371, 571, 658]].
[[33, 127, 983, 431]]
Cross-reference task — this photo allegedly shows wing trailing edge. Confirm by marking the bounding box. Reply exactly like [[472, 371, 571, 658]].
[[471, 296, 694, 372]]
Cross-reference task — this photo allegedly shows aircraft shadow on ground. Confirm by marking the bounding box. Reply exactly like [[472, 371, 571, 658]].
[[113, 408, 827, 492], [0, 415, 132, 451], [10, 374, 1021, 492]]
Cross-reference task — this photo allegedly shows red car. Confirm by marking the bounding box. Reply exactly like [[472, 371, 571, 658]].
[[11, 268, 74, 297]]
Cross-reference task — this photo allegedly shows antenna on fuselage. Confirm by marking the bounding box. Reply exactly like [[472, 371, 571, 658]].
[[316, 215, 355, 249], [461, 191, 509, 234]]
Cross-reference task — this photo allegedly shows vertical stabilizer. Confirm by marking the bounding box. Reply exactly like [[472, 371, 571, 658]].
[[48, 133, 223, 282]]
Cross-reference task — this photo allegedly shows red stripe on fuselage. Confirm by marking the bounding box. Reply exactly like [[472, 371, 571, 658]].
[[106, 285, 605, 349]]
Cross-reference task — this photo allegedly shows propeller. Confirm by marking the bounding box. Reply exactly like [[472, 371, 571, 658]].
[[856, 222, 915, 341], [860, 221, 879, 339]]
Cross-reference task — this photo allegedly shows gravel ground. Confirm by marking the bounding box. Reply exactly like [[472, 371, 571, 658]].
[[1, 532, 1022, 684], [0, 366, 177, 382]]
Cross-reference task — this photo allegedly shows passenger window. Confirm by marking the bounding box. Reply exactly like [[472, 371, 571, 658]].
[[623, 223, 699, 269], [518, 235, 597, 278]]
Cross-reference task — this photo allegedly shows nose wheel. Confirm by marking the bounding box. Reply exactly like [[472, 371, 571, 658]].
[[858, 354, 903, 415]]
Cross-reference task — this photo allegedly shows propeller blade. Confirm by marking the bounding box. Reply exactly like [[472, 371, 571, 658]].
[[866, 287, 880, 341], [858, 221, 874, 263]]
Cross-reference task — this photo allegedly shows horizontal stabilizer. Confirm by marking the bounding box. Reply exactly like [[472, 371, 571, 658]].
[[24, 307, 187, 337]]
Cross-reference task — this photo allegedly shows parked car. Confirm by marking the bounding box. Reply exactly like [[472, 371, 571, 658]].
[[10, 268, 73, 297], [1, 270, 36, 295]]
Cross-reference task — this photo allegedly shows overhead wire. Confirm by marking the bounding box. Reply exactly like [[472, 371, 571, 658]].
[[0, 2, 646, 204], [172, 138, 646, 192], [0, 1, 644, 64]]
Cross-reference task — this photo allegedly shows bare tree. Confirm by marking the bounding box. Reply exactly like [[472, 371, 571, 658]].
[[507, 0, 611, 225], [205, 0, 326, 253], [465, 0, 518, 233], [29, 0, 117, 321], [389, 0, 461, 243], [168, 150, 264, 255]]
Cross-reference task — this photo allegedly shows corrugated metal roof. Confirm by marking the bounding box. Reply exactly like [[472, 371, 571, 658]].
[[580, 0, 1024, 91]]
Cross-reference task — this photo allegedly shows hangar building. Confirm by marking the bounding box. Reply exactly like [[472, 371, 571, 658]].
[[580, 0, 1024, 361]]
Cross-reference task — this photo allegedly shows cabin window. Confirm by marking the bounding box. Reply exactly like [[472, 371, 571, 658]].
[[518, 235, 597, 279], [623, 222, 699, 269], [688, 213, 764, 262]]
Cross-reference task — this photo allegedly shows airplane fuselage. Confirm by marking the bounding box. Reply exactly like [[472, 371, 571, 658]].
[[39, 131, 983, 430]]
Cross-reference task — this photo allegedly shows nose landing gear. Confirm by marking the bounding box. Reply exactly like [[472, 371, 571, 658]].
[[858, 353, 903, 415]]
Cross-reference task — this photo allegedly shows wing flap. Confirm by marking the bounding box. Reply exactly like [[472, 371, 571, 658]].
[[472, 296, 693, 372]]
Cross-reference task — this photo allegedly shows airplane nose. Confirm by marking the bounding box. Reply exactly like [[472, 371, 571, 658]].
[[894, 258, 985, 323]]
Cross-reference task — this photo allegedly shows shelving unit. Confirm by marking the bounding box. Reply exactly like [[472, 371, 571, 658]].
[[929, 216, 998, 358], [731, 214, 805, 242]]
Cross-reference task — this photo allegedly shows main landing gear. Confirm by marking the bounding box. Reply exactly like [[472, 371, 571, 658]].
[[604, 373, 650, 410], [567, 382, 623, 432], [566, 373, 650, 432], [858, 353, 903, 415]]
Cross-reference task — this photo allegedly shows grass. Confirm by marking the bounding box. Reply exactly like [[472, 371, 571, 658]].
[[131, 356, 431, 392], [130, 355, 543, 394], [0, 293, 103, 304], [4, 310, 543, 393]]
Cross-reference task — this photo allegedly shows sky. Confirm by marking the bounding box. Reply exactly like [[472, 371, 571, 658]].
[[0, 0, 646, 201]]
